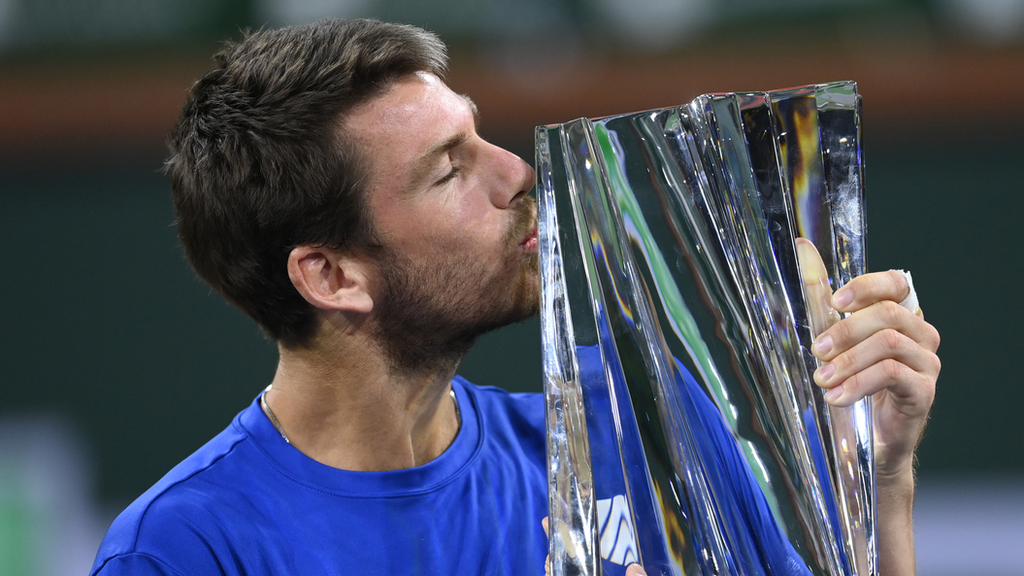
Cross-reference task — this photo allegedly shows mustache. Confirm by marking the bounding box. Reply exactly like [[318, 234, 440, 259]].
[[504, 195, 537, 249]]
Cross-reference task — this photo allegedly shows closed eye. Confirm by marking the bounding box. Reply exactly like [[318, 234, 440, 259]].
[[435, 165, 460, 185]]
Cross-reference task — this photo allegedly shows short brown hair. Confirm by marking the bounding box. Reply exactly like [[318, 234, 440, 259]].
[[166, 19, 447, 347]]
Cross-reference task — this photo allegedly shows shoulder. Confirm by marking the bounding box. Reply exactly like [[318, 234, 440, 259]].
[[453, 377, 545, 463], [455, 377, 544, 433], [91, 419, 254, 575], [91, 552, 188, 576]]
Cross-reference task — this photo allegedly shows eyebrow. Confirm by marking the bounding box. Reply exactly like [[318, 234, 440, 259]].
[[407, 94, 481, 188], [461, 94, 481, 131]]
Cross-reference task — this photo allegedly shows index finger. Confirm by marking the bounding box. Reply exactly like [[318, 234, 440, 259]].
[[832, 270, 911, 314]]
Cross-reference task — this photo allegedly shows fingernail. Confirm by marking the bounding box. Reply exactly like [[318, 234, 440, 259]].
[[627, 564, 648, 576], [813, 335, 833, 356], [824, 385, 844, 403], [816, 362, 835, 382], [833, 288, 853, 308]]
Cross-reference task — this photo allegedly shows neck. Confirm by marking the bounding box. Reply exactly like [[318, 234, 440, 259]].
[[262, 328, 463, 472]]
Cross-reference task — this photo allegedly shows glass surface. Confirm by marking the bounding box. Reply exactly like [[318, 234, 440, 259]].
[[538, 81, 873, 576]]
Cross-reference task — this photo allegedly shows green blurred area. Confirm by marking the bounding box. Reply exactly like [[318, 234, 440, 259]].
[[0, 0, 1016, 55], [1, 0, 1021, 509]]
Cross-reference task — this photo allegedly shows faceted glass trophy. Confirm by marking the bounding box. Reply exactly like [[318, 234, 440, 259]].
[[538, 82, 873, 576]]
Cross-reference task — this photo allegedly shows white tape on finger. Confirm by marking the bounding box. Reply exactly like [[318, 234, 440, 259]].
[[894, 269, 920, 315]]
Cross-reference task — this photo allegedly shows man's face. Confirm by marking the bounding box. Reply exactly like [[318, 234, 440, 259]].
[[344, 72, 539, 375]]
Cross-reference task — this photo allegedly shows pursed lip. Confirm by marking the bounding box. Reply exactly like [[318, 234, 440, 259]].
[[513, 196, 539, 251], [519, 226, 538, 251]]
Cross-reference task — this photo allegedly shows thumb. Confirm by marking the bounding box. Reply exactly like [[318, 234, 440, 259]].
[[625, 563, 647, 576]]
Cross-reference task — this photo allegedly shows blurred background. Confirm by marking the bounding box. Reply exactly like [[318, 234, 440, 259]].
[[1, 0, 1022, 573]]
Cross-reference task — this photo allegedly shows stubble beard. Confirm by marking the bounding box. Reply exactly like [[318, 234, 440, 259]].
[[371, 197, 540, 377]]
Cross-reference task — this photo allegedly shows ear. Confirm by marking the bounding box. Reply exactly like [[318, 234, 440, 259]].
[[287, 245, 374, 314]]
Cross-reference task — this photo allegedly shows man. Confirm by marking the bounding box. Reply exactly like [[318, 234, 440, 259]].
[[90, 18, 940, 576]]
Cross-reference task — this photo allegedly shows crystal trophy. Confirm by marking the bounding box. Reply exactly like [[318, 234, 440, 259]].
[[538, 82, 873, 576]]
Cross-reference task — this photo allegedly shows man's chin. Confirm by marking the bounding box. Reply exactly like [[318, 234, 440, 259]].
[[518, 262, 541, 318], [489, 278, 541, 331]]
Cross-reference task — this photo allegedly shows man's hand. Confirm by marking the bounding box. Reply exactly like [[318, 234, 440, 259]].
[[797, 246, 940, 576], [808, 269, 940, 478]]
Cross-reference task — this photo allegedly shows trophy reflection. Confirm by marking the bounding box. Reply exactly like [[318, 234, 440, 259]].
[[538, 82, 873, 576]]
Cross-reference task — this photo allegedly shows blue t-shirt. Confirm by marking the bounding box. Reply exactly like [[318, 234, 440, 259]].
[[90, 378, 549, 576], [93, 361, 808, 576]]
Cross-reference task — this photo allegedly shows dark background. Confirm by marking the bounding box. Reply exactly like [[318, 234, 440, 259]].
[[1, 0, 1021, 518]]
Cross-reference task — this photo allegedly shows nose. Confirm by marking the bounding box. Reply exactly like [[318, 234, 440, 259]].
[[489, 143, 536, 209]]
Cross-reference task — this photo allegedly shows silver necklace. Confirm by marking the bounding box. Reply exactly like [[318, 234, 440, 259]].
[[261, 385, 291, 444], [260, 385, 462, 444], [451, 388, 462, 425]]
